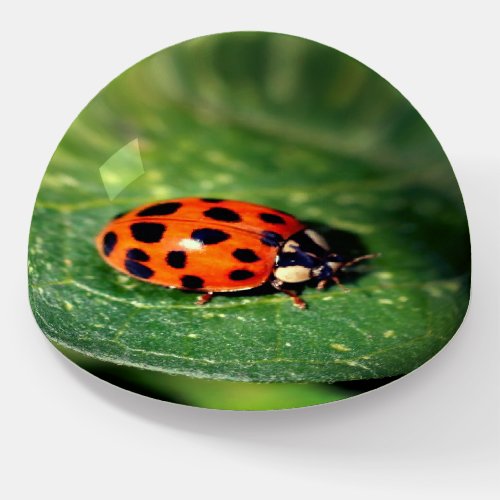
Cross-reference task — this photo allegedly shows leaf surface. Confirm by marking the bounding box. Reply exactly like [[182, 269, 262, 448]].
[[29, 33, 470, 383]]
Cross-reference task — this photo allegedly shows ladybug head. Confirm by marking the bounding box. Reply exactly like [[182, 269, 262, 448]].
[[273, 236, 378, 288], [310, 253, 350, 282], [311, 252, 379, 286], [321, 253, 347, 275]]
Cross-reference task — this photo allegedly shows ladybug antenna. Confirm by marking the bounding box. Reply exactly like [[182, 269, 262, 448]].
[[342, 253, 380, 269], [322, 253, 379, 293]]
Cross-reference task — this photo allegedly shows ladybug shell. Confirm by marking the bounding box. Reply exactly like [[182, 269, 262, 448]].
[[96, 198, 306, 292]]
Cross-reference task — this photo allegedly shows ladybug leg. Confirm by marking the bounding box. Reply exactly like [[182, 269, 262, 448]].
[[281, 289, 307, 309], [332, 275, 350, 293], [316, 279, 328, 290], [196, 292, 214, 306], [271, 278, 307, 309]]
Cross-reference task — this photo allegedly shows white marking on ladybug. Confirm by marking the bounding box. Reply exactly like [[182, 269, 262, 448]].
[[274, 265, 311, 283], [304, 229, 329, 250], [180, 238, 204, 250], [282, 239, 300, 253]]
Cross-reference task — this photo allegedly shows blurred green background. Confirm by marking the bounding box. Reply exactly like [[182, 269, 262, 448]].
[[29, 32, 470, 410]]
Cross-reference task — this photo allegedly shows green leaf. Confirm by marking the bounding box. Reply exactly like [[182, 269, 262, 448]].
[[29, 32, 470, 386], [56, 343, 361, 410]]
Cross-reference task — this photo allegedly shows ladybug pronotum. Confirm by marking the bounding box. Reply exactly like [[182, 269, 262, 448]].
[[96, 197, 376, 309]]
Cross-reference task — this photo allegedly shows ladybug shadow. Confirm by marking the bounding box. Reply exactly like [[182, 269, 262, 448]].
[[219, 221, 375, 299]]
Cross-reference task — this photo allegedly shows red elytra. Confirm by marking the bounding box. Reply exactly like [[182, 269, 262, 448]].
[[96, 197, 376, 308]]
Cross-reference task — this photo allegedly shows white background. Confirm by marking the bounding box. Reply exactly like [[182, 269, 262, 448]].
[[1, 1, 499, 499]]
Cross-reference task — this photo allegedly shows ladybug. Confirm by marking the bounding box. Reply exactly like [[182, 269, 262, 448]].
[[96, 197, 376, 309]]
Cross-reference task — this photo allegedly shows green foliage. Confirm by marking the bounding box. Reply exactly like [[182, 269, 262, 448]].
[[57, 344, 361, 410], [29, 33, 469, 388]]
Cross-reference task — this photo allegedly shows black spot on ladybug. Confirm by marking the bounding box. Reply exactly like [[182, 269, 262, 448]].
[[112, 211, 127, 220], [200, 198, 223, 202], [137, 202, 182, 217], [103, 231, 117, 256], [203, 207, 241, 222], [126, 248, 150, 262], [232, 248, 260, 263], [125, 259, 154, 279], [260, 212, 286, 224], [181, 275, 205, 289], [277, 249, 317, 268], [166, 250, 187, 269], [191, 228, 230, 245], [260, 231, 284, 247], [229, 269, 255, 281], [131, 222, 165, 243]]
